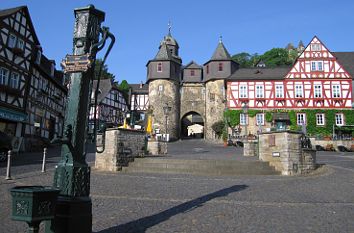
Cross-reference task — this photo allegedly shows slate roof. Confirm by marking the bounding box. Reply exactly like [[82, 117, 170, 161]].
[[333, 52, 354, 78], [228, 67, 291, 80], [92, 79, 112, 103], [184, 61, 202, 69], [154, 42, 172, 60], [210, 42, 232, 60], [0, 6, 24, 17], [129, 83, 149, 94]]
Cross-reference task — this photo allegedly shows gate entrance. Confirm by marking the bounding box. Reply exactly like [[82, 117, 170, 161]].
[[181, 112, 204, 139]]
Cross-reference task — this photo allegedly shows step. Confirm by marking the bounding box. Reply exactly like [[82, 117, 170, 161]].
[[122, 158, 280, 176], [122, 167, 279, 176]]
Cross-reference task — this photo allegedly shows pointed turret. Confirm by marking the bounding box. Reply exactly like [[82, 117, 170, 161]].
[[203, 38, 238, 82]]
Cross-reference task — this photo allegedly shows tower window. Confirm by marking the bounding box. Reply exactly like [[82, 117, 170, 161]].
[[158, 85, 164, 92], [157, 63, 162, 72], [218, 63, 223, 72], [206, 65, 209, 74], [190, 70, 195, 76]]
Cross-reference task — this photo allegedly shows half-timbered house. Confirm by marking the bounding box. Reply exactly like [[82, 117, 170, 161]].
[[129, 82, 149, 127], [0, 6, 66, 151], [227, 36, 354, 137], [88, 79, 128, 137]]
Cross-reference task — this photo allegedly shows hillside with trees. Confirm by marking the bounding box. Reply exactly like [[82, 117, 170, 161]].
[[231, 41, 304, 68]]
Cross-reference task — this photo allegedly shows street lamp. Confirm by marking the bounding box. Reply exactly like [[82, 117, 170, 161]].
[[163, 103, 172, 141], [242, 102, 248, 139]]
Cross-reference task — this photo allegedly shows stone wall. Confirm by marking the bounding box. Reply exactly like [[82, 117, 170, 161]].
[[310, 138, 353, 151], [180, 83, 205, 119], [149, 79, 180, 141], [205, 80, 226, 141], [95, 128, 146, 172], [258, 131, 316, 175]]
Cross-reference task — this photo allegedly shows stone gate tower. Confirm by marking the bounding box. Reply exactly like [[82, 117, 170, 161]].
[[203, 39, 238, 140], [146, 31, 181, 141]]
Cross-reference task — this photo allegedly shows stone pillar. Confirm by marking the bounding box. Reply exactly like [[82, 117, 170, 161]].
[[243, 140, 258, 157], [258, 131, 317, 175]]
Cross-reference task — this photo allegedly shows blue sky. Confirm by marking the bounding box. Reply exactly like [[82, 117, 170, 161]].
[[2, 0, 354, 84]]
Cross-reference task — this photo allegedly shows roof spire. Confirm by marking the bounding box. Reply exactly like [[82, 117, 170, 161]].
[[219, 35, 223, 44], [168, 21, 172, 35]]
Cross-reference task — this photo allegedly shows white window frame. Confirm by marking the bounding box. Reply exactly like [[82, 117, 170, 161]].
[[332, 85, 341, 98], [335, 113, 344, 126], [9, 72, 19, 89], [256, 113, 264, 126], [317, 61, 323, 71], [295, 84, 303, 98], [239, 85, 247, 98], [0, 67, 9, 85], [158, 84, 164, 92], [255, 85, 264, 98], [8, 34, 17, 48], [316, 113, 325, 126], [314, 84, 322, 98], [311, 61, 323, 71], [297, 113, 306, 125], [311, 44, 321, 51], [275, 85, 284, 98], [240, 113, 248, 125]]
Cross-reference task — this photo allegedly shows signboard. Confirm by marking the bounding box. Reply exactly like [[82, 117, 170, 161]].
[[0, 108, 27, 122], [61, 53, 92, 74], [272, 152, 280, 157]]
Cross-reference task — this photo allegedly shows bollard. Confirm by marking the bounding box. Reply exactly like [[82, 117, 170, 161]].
[[41, 147, 47, 173], [5, 150, 12, 180]]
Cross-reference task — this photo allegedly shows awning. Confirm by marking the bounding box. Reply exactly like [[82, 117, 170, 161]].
[[272, 112, 290, 121], [0, 108, 27, 122]]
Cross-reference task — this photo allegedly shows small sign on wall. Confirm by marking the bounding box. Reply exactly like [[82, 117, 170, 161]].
[[272, 152, 280, 157]]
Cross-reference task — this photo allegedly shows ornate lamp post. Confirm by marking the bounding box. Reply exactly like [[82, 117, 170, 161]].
[[163, 103, 171, 141], [242, 103, 248, 139]]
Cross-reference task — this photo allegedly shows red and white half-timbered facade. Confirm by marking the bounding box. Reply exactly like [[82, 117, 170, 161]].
[[227, 37, 353, 110]]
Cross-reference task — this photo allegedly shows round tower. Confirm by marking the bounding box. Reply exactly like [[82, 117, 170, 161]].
[[146, 29, 181, 141], [203, 38, 239, 141]]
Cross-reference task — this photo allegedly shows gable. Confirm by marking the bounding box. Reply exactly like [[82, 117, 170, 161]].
[[285, 36, 352, 79], [0, 6, 40, 45]]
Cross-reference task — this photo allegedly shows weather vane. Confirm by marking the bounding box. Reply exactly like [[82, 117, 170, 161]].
[[219, 35, 223, 43], [168, 21, 172, 35]]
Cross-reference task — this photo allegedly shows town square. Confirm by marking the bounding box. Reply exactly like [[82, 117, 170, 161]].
[[0, 1, 354, 232]]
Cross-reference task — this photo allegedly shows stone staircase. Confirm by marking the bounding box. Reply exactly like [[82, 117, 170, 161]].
[[121, 158, 280, 176]]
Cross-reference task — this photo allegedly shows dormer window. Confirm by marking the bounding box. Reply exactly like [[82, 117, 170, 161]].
[[157, 62, 162, 72], [190, 70, 195, 76], [218, 63, 223, 72], [36, 50, 42, 65]]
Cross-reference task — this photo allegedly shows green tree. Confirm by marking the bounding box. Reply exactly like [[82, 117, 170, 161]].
[[117, 79, 130, 101], [260, 48, 291, 67], [94, 59, 115, 81]]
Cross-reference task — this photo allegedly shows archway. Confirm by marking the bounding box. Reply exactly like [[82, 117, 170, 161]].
[[181, 112, 204, 139]]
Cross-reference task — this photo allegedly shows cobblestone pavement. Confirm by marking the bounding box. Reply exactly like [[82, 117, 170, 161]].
[[1, 141, 354, 233]]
